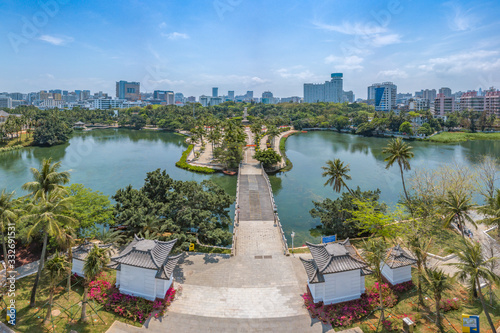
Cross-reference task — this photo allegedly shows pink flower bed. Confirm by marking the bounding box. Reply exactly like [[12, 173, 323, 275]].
[[302, 283, 399, 328], [439, 298, 461, 312], [88, 275, 176, 323], [390, 280, 414, 293]]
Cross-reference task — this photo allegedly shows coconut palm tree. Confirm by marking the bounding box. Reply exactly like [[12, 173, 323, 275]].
[[441, 190, 476, 238], [0, 190, 22, 291], [57, 225, 77, 301], [22, 158, 70, 202], [321, 159, 354, 195], [478, 188, 500, 237], [406, 232, 433, 306], [23, 192, 77, 307], [43, 254, 68, 325], [266, 125, 280, 149], [382, 138, 414, 213], [362, 237, 389, 322], [81, 244, 109, 322], [422, 267, 453, 332], [447, 241, 500, 333]]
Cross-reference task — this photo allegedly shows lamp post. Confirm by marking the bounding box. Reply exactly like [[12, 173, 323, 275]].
[[291, 231, 295, 257]]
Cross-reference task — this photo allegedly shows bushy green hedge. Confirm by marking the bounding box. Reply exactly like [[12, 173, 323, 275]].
[[176, 144, 216, 173], [279, 133, 295, 172]]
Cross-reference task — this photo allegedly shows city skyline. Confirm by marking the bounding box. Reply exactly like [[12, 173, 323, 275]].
[[1, 0, 500, 98]]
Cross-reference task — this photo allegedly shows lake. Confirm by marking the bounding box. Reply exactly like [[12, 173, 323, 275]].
[[1, 129, 499, 246]]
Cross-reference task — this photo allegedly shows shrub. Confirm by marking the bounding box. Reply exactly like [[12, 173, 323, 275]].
[[439, 298, 460, 312], [367, 283, 398, 308], [391, 280, 414, 293]]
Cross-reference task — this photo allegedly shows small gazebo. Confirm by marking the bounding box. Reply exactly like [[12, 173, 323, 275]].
[[109, 235, 183, 300], [300, 239, 372, 305], [71, 242, 114, 277], [381, 245, 416, 285]]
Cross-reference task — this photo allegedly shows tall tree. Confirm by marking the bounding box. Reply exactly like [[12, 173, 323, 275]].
[[441, 190, 476, 238], [422, 267, 453, 332], [406, 230, 432, 306], [383, 137, 414, 214], [23, 192, 77, 307], [478, 188, 500, 238], [43, 254, 68, 325], [22, 158, 70, 202], [447, 241, 500, 333], [0, 190, 21, 291], [321, 159, 354, 195], [362, 238, 389, 322], [81, 245, 109, 322]]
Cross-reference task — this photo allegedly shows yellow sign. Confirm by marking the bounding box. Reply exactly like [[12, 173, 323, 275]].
[[189, 243, 195, 251], [462, 314, 479, 332]]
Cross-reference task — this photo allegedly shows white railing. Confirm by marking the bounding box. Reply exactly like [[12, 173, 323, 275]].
[[260, 163, 289, 255], [231, 162, 243, 256]]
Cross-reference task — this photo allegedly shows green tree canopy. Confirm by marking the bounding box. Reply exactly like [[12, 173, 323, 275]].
[[253, 149, 281, 168], [33, 113, 72, 146], [398, 121, 413, 135]]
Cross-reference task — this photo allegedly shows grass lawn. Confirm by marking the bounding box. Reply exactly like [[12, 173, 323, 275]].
[[429, 131, 500, 143], [356, 274, 500, 332], [5, 269, 140, 333], [0, 132, 33, 149]]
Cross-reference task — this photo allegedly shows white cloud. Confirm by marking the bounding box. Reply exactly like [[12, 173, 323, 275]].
[[38, 35, 73, 46], [275, 68, 317, 80], [162, 32, 189, 40], [158, 22, 167, 29], [444, 3, 477, 31], [371, 34, 401, 47], [324, 55, 364, 71], [377, 69, 408, 79], [418, 50, 500, 73], [314, 21, 387, 35]]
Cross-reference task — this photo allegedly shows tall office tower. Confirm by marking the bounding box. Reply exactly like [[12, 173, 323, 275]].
[[304, 73, 343, 103], [228, 91, 235, 101], [261, 91, 274, 104], [434, 94, 455, 116], [343, 90, 354, 103], [422, 89, 436, 102], [367, 82, 397, 112], [212, 87, 218, 98], [74, 90, 82, 100], [116, 81, 141, 100], [9, 92, 24, 100], [174, 93, 185, 103], [0, 97, 13, 109], [485, 89, 500, 117], [246, 91, 254, 100], [439, 87, 452, 98], [82, 90, 91, 100], [187, 96, 196, 103]]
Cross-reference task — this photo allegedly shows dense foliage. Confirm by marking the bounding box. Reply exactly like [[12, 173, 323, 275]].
[[113, 169, 234, 250], [33, 112, 73, 146]]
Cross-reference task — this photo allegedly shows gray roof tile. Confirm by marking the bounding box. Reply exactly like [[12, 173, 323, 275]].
[[385, 245, 416, 268]]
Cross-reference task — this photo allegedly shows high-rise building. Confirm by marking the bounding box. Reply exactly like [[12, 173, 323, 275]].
[[304, 73, 343, 103], [187, 96, 196, 103], [199, 95, 210, 107], [212, 87, 218, 98], [93, 99, 124, 110], [174, 93, 184, 103], [116, 81, 140, 100], [460, 91, 484, 112], [261, 91, 274, 104], [9, 92, 24, 100], [343, 90, 354, 103], [246, 91, 253, 100], [434, 94, 455, 116], [422, 89, 436, 102], [367, 82, 397, 112], [0, 97, 13, 109], [439, 87, 452, 98], [153, 90, 174, 104], [227, 91, 235, 101], [485, 90, 500, 117]]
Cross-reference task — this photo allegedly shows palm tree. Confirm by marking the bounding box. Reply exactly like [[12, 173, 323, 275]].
[[321, 159, 354, 195], [382, 138, 414, 213], [441, 191, 476, 238], [57, 225, 77, 301], [478, 188, 500, 237], [406, 232, 433, 306], [94, 228, 125, 246], [23, 192, 77, 307], [22, 158, 70, 202], [447, 241, 500, 333], [81, 244, 109, 322], [43, 254, 68, 325], [422, 267, 453, 332], [0, 190, 22, 291], [362, 238, 389, 322], [266, 125, 280, 149]]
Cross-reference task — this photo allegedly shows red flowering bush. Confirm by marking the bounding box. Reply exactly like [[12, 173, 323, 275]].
[[367, 283, 398, 308], [87, 276, 176, 323], [391, 280, 414, 293], [439, 298, 460, 312]]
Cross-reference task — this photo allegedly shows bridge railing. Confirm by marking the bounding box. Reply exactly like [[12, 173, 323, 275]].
[[260, 163, 289, 256], [231, 162, 242, 256]]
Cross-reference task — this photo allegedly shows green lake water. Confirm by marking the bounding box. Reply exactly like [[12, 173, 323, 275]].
[[1, 129, 499, 246]]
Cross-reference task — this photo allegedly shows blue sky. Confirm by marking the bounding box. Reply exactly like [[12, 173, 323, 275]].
[[1, 0, 499, 99]]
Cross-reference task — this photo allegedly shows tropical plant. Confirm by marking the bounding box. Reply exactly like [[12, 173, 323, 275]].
[[405, 230, 433, 306], [382, 138, 414, 214], [478, 188, 500, 237], [22, 158, 70, 202], [362, 238, 389, 322], [422, 267, 453, 332], [22, 192, 77, 307], [43, 254, 68, 325], [321, 159, 354, 195], [93, 228, 126, 245], [441, 190, 476, 238], [253, 149, 281, 168], [0, 190, 22, 291], [447, 240, 500, 333], [57, 225, 77, 301], [81, 244, 109, 322]]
